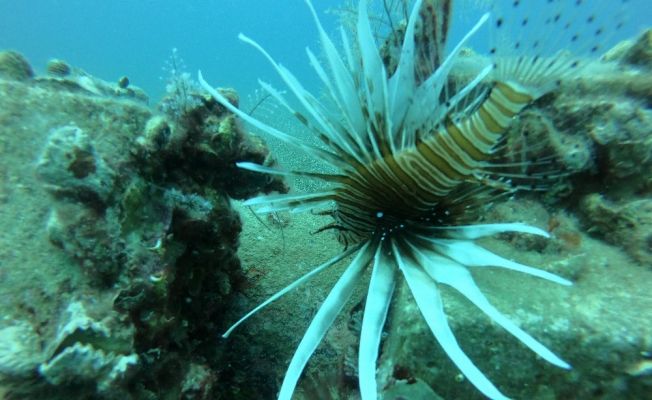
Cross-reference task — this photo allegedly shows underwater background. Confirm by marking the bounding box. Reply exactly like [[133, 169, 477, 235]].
[[1, 1, 652, 399], [2, 0, 650, 100]]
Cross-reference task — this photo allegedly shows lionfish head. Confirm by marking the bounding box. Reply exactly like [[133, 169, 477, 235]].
[[199, 1, 628, 399]]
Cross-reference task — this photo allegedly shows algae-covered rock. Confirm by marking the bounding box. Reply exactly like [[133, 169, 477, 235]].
[[0, 50, 33, 81], [136, 114, 181, 158], [46, 58, 72, 77], [580, 194, 652, 266], [39, 59, 150, 103], [179, 363, 217, 400], [151, 86, 288, 199], [0, 54, 287, 399], [0, 322, 45, 377], [501, 54, 652, 202], [39, 344, 138, 391], [45, 201, 125, 285], [36, 125, 115, 207], [0, 299, 138, 398], [623, 29, 652, 68], [38, 301, 138, 392]]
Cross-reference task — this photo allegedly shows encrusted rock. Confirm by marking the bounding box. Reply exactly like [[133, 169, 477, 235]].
[[0, 300, 138, 395], [0, 321, 45, 376], [179, 363, 216, 400], [36, 125, 115, 207], [0, 35, 287, 399], [622, 29, 652, 68], [38, 300, 138, 392], [46, 58, 72, 77], [0, 50, 33, 81], [46, 203, 125, 284], [136, 115, 178, 155], [580, 194, 652, 266], [39, 344, 138, 391]]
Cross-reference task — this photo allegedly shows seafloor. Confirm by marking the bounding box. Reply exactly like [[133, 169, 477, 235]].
[[0, 28, 652, 400]]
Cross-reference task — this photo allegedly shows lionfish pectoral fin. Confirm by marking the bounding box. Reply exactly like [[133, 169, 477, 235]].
[[427, 238, 572, 286], [358, 241, 396, 400], [242, 191, 336, 214], [392, 238, 511, 400], [278, 240, 376, 400], [428, 222, 550, 240], [236, 161, 344, 182], [413, 248, 571, 369]]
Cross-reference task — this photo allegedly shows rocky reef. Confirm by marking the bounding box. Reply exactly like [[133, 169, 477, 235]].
[[0, 51, 285, 399]]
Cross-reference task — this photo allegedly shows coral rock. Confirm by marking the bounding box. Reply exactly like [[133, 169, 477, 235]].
[[46, 58, 72, 77], [580, 194, 652, 266], [38, 300, 138, 391], [623, 29, 652, 69], [0, 50, 33, 81], [0, 322, 45, 377], [36, 125, 115, 207]]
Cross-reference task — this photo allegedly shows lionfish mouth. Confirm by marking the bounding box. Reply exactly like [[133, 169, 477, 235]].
[[199, 0, 617, 399]]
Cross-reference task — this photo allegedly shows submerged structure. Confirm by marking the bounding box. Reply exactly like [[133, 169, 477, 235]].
[[199, 0, 637, 399], [0, 49, 285, 399]]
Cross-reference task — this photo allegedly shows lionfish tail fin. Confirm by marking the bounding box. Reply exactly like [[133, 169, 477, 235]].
[[489, 0, 628, 100]]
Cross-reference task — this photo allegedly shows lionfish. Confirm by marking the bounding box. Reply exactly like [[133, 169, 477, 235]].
[[199, 0, 624, 399]]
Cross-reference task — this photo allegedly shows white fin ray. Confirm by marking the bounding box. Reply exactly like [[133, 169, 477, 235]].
[[236, 162, 295, 177], [356, 0, 394, 157], [427, 238, 572, 286], [340, 26, 356, 73], [392, 238, 510, 400], [243, 191, 335, 214], [237, 34, 353, 157], [254, 201, 331, 214], [257, 79, 294, 115], [305, 47, 369, 162], [278, 240, 376, 400], [426, 222, 550, 240], [409, 244, 571, 369], [256, 78, 355, 157], [356, 0, 387, 121], [198, 71, 343, 168], [434, 64, 493, 124], [222, 244, 362, 338], [406, 14, 490, 134], [256, 77, 346, 145], [256, 77, 353, 156], [236, 161, 340, 182], [490, 0, 627, 97], [305, 0, 366, 137], [387, 0, 422, 148], [359, 241, 396, 400]]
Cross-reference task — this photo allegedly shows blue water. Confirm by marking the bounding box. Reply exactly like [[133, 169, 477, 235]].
[[1, 0, 650, 102]]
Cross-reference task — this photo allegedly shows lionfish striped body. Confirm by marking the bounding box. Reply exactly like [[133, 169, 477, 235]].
[[199, 1, 625, 399], [329, 80, 533, 244]]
